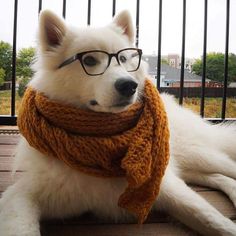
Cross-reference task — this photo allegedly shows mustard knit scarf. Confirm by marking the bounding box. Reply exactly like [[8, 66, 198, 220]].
[[17, 79, 170, 224]]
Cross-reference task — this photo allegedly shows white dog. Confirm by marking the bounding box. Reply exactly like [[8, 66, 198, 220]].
[[0, 10, 236, 236]]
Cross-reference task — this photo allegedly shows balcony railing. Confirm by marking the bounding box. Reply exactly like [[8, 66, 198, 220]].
[[0, 0, 234, 125]]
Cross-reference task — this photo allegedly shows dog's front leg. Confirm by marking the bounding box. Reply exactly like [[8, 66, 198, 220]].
[[0, 179, 40, 236], [155, 167, 236, 236]]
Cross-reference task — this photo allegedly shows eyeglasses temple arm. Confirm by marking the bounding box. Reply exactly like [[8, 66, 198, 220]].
[[58, 55, 78, 69]]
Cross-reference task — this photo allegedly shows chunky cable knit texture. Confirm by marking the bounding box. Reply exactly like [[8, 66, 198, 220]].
[[17, 79, 170, 223]]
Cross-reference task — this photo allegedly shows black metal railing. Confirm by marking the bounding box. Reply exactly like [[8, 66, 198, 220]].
[[222, 0, 230, 120], [179, 0, 186, 106], [200, 0, 208, 118], [0, 0, 234, 125], [156, 0, 162, 90]]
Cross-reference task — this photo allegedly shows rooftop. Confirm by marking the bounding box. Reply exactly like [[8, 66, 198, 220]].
[[143, 55, 207, 82]]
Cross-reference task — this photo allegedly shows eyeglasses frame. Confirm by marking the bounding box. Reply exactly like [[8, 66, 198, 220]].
[[58, 48, 143, 76]]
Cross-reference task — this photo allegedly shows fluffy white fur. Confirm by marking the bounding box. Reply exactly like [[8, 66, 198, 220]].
[[0, 10, 236, 236]]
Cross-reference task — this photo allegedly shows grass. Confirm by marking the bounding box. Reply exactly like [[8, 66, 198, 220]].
[[0, 90, 236, 118], [183, 97, 236, 118], [0, 90, 21, 115]]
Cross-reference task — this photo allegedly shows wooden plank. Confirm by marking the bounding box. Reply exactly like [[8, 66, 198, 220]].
[[0, 145, 17, 156], [0, 156, 14, 171], [198, 191, 236, 219], [0, 135, 20, 145], [40, 215, 236, 236], [40, 222, 199, 236]]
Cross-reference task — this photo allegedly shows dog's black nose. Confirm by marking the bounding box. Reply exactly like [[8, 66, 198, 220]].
[[114, 78, 138, 97]]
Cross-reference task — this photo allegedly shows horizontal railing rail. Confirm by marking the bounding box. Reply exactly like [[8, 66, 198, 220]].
[[159, 87, 236, 98], [0, 0, 234, 125]]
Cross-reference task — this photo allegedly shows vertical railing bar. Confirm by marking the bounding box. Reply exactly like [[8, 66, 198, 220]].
[[11, 0, 18, 117], [112, 0, 116, 17], [179, 0, 186, 105], [156, 0, 162, 90], [87, 0, 91, 25], [221, 0, 230, 120], [62, 0, 66, 18], [200, 0, 208, 117], [135, 0, 140, 48], [38, 0, 42, 14]]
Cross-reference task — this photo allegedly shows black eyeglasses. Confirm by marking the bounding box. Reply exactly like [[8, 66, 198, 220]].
[[58, 48, 142, 76]]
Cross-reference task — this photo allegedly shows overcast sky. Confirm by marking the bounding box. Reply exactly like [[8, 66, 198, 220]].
[[0, 0, 235, 58]]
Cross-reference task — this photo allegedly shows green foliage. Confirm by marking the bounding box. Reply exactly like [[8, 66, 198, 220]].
[[18, 77, 30, 97], [16, 47, 35, 97], [161, 58, 169, 65], [16, 47, 35, 79], [228, 53, 236, 82], [0, 68, 5, 86], [192, 52, 236, 82], [0, 41, 36, 86], [0, 41, 12, 81]]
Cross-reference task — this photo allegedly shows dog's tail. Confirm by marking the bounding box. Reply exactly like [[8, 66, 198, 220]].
[[212, 122, 236, 159]]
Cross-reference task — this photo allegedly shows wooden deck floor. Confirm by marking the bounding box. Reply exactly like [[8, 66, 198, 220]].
[[0, 130, 236, 235]]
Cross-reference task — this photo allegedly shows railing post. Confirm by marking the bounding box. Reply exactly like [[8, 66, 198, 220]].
[[179, 0, 186, 105], [11, 0, 18, 117], [112, 0, 116, 17], [200, 0, 208, 117], [221, 0, 230, 120], [62, 0, 67, 18], [135, 0, 140, 48], [38, 0, 42, 14], [156, 0, 162, 90], [87, 0, 91, 25]]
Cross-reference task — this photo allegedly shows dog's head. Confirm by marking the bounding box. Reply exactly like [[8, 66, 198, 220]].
[[31, 10, 147, 113]]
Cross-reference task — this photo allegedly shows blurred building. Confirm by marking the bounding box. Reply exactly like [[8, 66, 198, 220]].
[[167, 54, 180, 68], [143, 55, 209, 87]]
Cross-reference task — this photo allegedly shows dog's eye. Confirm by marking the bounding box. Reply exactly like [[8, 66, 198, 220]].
[[119, 55, 127, 63], [83, 56, 98, 67]]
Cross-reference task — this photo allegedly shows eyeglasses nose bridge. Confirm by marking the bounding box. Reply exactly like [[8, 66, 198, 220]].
[[108, 53, 121, 67]]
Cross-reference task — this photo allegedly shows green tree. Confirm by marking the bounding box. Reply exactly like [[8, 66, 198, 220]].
[[0, 41, 12, 81], [0, 68, 5, 86], [16, 47, 35, 97], [161, 58, 169, 65], [16, 47, 35, 78], [228, 53, 236, 82], [192, 52, 236, 83], [18, 77, 30, 97]]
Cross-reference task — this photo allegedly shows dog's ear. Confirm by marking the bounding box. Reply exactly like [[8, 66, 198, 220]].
[[112, 10, 134, 43], [39, 10, 66, 51]]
